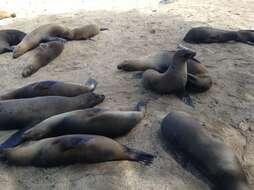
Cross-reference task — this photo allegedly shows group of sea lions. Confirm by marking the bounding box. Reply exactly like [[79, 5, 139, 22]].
[[0, 20, 251, 189]]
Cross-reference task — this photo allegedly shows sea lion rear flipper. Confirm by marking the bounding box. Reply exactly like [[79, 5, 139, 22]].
[[133, 100, 146, 113], [41, 37, 66, 43], [176, 91, 194, 108], [100, 28, 109, 31], [124, 146, 155, 165]]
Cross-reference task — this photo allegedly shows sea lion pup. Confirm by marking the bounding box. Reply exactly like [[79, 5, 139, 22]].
[[1, 134, 155, 167], [13, 24, 70, 58], [0, 29, 26, 54], [184, 27, 254, 45], [22, 40, 64, 78], [0, 92, 105, 130], [0, 10, 16, 20], [161, 111, 250, 190], [22, 101, 146, 141], [117, 50, 212, 93], [66, 24, 108, 40], [0, 79, 97, 100], [142, 47, 196, 105]]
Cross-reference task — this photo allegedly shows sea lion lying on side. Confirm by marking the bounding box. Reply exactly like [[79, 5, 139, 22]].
[[0, 10, 16, 20], [1, 134, 155, 167]]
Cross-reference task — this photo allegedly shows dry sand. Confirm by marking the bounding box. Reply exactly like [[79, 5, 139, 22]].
[[0, 0, 253, 189]]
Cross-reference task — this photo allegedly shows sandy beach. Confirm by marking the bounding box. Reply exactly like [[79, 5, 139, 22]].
[[0, 0, 253, 189]]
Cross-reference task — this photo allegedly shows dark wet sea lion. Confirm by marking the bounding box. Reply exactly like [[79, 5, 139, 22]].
[[0, 92, 105, 130], [161, 111, 250, 190], [142, 47, 195, 105], [184, 27, 254, 45], [13, 24, 69, 58], [117, 50, 212, 93], [0, 79, 97, 100], [22, 101, 146, 141], [22, 40, 64, 77], [0, 29, 26, 54], [0, 10, 16, 20], [1, 134, 155, 167]]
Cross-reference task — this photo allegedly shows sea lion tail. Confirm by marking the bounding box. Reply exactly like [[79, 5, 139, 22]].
[[100, 28, 109, 31], [134, 100, 146, 114], [125, 146, 155, 165], [84, 78, 97, 91]]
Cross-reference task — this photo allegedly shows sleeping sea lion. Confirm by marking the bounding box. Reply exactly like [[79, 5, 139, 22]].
[[161, 111, 250, 190], [0, 79, 97, 100], [184, 27, 254, 45], [22, 40, 64, 77], [1, 134, 155, 167], [0, 10, 16, 20], [117, 50, 212, 93], [0, 92, 105, 130], [22, 101, 146, 141], [0, 29, 26, 54]]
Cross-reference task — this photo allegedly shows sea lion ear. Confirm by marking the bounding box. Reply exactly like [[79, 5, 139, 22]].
[[39, 43, 48, 49]]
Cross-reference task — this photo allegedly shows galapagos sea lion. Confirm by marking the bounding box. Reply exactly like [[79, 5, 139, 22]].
[[161, 111, 250, 190], [0, 29, 26, 54], [1, 134, 155, 167], [22, 101, 146, 141], [142, 47, 196, 105], [184, 27, 254, 45], [13, 24, 69, 58], [22, 40, 64, 78], [0, 10, 16, 20], [117, 50, 212, 93], [0, 92, 104, 130], [0, 79, 97, 100]]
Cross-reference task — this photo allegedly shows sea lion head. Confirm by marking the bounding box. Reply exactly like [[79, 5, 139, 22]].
[[175, 45, 196, 62], [13, 43, 28, 58]]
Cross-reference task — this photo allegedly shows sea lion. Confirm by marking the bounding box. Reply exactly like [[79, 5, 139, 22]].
[[0, 92, 105, 130], [0, 29, 26, 54], [117, 50, 212, 93], [13, 24, 69, 58], [22, 40, 64, 78], [142, 47, 195, 105], [1, 134, 155, 167], [0, 10, 16, 20], [184, 27, 254, 45], [22, 101, 146, 141], [0, 79, 97, 100], [161, 111, 250, 190], [66, 24, 108, 40]]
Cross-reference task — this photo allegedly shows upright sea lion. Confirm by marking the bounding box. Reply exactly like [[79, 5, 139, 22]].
[[161, 111, 250, 190], [13, 24, 70, 58], [184, 27, 254, 45], [0, 92, 105, 130], [22, 40, 64, 78], [142, 47, 195, 105], [0, 79, 97, 100], [1, 134, 155, 167], [0, 29, 26, 54], [22, 101, 146, 141], [0, 10, 16, 20], [117, 50, 212, 93]]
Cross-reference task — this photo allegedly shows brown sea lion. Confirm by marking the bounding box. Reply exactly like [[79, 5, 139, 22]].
[[0, 10, 16, 20], [0, 92, 105, 130], [1, 134, 155, 167], [184, 27, 254, 45], [22, 101, 146, 141], [22, 40, 64, 78], [161, 111, 250, 190], [0, 29, 26, 54], [0, 79, 97, 100], [117, 50, 212, 93]]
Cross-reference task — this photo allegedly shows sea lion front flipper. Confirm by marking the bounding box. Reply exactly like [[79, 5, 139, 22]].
[[176, 91, 194, 108], [84, 78, 97, 91], [41, 37, 67, 43], [133, 71, 144, 79]]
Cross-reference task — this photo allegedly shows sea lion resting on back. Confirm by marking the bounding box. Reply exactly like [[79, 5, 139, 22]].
[[22, 101, 146, 141], [0, 29, 26, 54], [22, 40, 64, 77], [1, 134, 155, 167], [13, 24, 107, 58], [183, 27, 254, 45], [161, 111, 250, 190], [0, 79, 97, 100], [117, 48, 212, 93]]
